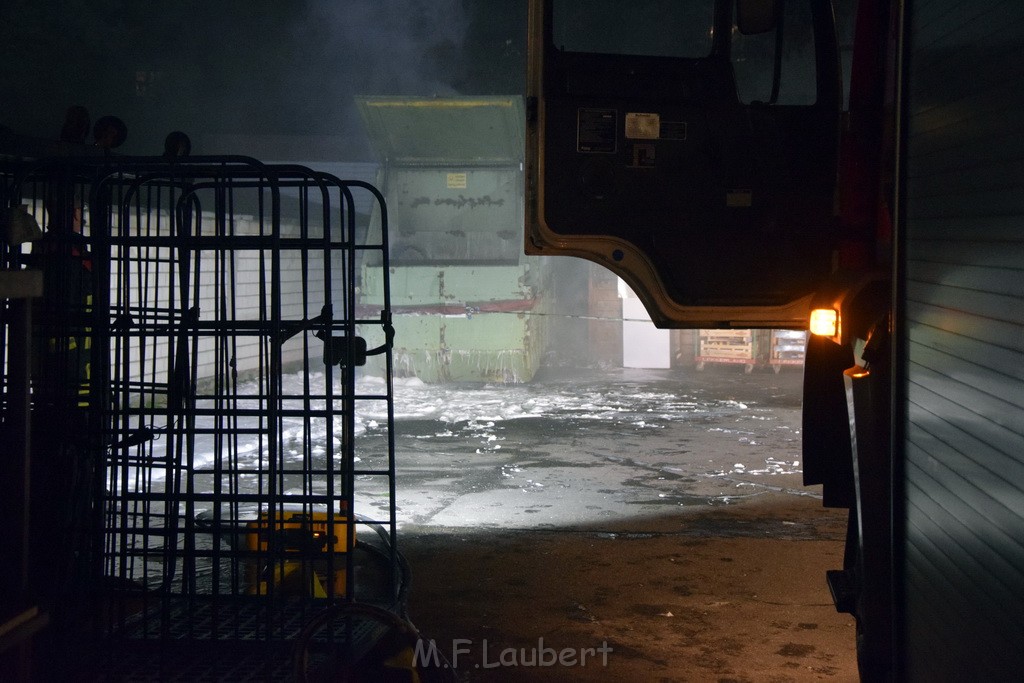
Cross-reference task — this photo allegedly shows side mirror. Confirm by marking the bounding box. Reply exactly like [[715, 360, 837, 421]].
[[736, 0, 779, 35]]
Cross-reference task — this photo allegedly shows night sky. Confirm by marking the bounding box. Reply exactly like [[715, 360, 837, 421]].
[[0, 0, 527, 158]]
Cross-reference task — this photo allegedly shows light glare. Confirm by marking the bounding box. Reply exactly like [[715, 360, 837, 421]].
[[809, 308, 838, 337]]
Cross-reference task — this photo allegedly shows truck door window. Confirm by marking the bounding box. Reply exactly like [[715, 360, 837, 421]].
[[732, 0, 817, 105], [552, 0, 716, 58]]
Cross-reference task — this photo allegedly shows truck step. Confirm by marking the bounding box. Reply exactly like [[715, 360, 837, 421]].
[[826, 569, 859, 614]]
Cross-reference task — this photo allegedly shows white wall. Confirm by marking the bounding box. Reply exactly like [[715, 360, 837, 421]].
[[618, 278, 670, 369]]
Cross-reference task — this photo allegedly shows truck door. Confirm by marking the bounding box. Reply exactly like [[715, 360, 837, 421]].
[[526, 0, 842, 328]]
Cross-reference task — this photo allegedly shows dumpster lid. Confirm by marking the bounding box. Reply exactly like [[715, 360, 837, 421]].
[[356, 96, 524, 165]]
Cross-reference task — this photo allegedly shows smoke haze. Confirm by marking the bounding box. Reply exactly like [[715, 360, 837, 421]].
[[0, 0, 524, 157]]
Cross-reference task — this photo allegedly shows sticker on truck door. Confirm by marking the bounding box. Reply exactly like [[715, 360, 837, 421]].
[[625, 112, 660, 139], [577, 108, 617, 153]]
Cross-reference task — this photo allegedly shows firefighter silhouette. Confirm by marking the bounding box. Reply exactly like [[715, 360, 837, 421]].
[[30, 190, 93, 411], [25, 181, 95, 608]]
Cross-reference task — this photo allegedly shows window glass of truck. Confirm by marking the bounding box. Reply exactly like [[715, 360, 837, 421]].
[[552, 0, 716, 58]]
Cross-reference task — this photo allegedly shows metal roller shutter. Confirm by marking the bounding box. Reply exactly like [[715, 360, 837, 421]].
[[900, 2, 1024, 679]]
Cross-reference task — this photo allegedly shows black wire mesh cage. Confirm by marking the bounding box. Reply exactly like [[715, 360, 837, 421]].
[[2, 154, 402, 679]]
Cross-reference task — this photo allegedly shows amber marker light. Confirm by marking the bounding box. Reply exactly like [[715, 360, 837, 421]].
[[809, 308, 839, 337]]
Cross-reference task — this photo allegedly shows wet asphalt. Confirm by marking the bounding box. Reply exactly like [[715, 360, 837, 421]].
[[380, 365, 859, 682], [368, 364, 815, 532]]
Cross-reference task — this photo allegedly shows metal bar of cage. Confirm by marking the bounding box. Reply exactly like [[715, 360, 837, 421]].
[[2, 154, 397, 679]]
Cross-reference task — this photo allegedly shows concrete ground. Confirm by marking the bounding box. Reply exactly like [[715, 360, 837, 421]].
[[383, 365, 859, 682]]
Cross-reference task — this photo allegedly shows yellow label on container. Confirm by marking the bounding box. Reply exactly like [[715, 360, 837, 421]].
[[447, 172, 468, 189]]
